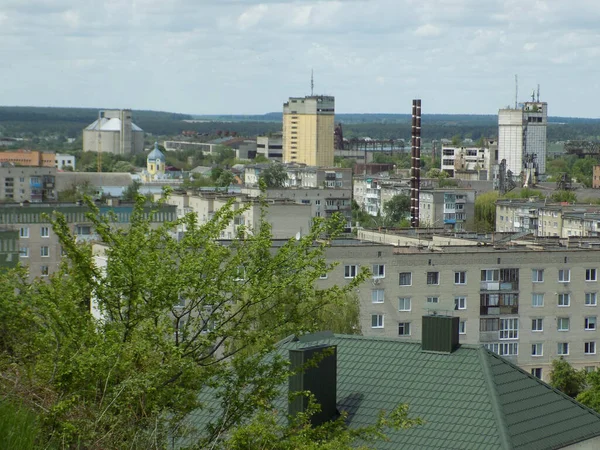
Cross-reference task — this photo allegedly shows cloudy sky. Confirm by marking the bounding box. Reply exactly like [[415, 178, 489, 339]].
[[1, 0, 599, 117]]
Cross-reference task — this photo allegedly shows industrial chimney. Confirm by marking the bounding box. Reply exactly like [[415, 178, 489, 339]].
[[410, 99, 421, 228]]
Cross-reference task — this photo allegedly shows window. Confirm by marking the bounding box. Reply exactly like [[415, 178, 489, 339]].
[[371, 314, 384, 328], [532, 269, 544, 282], [40, 246, 49, 257], [19, 247, 28, 258], [454, 297, 466, 310], [558, 293, 570, 307], [481, 269, 499, 281], [459, 321, 466, 335], [480, 318, 499, 332], [531, 368, 542, 379], [585, 366, 596, 373], [454, 271, 466, 284], [532, 318, 543, 331], [426, 271, 439, 285], [41, 266, 49, 277], [371, 289, 384, 304], [557, 342, 569, 355], [587, 269, 598, 282], [499, 342, 518, 356], [532, 293, 544, 307], [40, 226, 49, 238], [398, 322, 411, 336], [372, 264, 385, 278], [76, 225, 92, 236], [557, 317, 570, 331], [344, 265, 358, 279], [426, 296, 439, 304], [398, 297, 411, 311], [531, 343, 543, 356], [585, 342, 597, 355], [19, 227, 29, 238], [586, 293, 598, 306], [399, 272, 412, 286], [499, 318, 518, 339], [319, 273, 328, 279], [558, 269, 570, 282], [585, 316, 597, 330]]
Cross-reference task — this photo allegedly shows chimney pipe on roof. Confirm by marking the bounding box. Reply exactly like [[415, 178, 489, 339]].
[[421, 315, 460, 353]]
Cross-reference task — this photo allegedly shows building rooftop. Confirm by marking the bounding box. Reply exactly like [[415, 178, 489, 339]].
[[84, 117, 143, 132], [183, 333, 600, 449]]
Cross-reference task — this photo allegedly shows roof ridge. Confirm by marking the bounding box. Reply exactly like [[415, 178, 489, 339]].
[[478, 347, 513, 450]]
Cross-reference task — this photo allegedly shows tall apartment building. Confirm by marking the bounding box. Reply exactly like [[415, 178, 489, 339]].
[[419, 189, 476, 231], [0, 201, 177, 278], [282, 96, 334, 167], [0, 165, 56, 202], [319, 233, 600, 381], [498, 101, 547, 177], [83, 109, 144, 155]]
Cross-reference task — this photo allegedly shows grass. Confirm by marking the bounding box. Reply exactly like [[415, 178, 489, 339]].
[[0, 400, 41, 450]]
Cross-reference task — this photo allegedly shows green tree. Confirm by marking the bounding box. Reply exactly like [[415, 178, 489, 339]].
[[0, 195, 405, 448], [451, 135, 461, 146], [260, 164, 288, 188], [57, 180, 98, 202], [425, 168, 448, 179], [215, 170, 235, 189], [550, 190, 577, 203], [549, 358, 586, 398], [112, 160, 135, 173], [383, 194, 411, 226], [474, 191, 499, 232], [121, 180, 141, 201]]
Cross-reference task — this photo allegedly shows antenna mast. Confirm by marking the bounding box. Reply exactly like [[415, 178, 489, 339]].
[[514, 74, 518, 109], [311, 69, 314, 96], [537, 84, 540, 102]]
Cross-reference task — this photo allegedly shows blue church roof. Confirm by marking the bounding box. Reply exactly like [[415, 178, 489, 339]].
[[147, 142, 165, 162]]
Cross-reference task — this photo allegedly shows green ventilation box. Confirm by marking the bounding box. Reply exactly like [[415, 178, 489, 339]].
[[421, 315, 460, 353]]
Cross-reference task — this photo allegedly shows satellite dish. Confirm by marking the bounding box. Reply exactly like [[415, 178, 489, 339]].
[[295, 231, 301, 241]]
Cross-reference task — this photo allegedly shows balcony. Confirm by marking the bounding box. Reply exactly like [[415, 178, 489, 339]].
[[480, 281, 518, 291], [480, 305, 519, 315]]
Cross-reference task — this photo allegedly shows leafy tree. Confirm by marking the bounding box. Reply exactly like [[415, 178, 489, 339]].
[[550, 190, 577, 203], [254, 154, 269, 163], [215, 170, 235, 189], [121, 180, 141, 201], [503, 188, 544, 200], [426, 168, 447, 179], [112, 160, 135, 173], [549, 358, 586, 398], [451, 135, 461, 146], [260, 164, 288, 188], [474, 191, 499, 232], [0, 194, 401, 448], [57, 180, 98, 202], [383, 195, 411, 226], [576, 370, 600, 413]]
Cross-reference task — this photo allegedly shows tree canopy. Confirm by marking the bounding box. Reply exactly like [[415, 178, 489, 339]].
[[383, 194, 411, 226], [260, 164, 288, 188]]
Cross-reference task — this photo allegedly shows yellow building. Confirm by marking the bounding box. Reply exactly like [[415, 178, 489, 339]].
[[282, 96, 334, 167], [147, 142, 165, 177]]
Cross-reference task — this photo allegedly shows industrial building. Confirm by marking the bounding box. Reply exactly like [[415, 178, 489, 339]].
[[282, 96, 335, 167], [83, 109, 144, 155]]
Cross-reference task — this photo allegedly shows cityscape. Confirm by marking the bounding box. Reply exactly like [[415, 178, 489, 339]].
[[4, 1, 600, 448]]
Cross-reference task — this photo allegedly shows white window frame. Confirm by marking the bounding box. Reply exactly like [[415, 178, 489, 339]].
[[532, 269, 544, 283], [585, 316, 597, 331], [398, 297, 411, 311], [532, 318, 543, 332], [532, 293, 544, 307], [371, 314, 384, 329], [558, 293, 570, 307], [531, 343, 543, 357], [40, 265, 49, 277], [399, 272, 412, 286], [585, 341, 597, 355], [557, 342, 569, 356], [426, 296, 439, 304], [319, 273, 328, 280], [371, 289, 384, 304], [481, 269, 499, 282], [558, 269, 570, 283], [454, 271, 466, 285], [426, 271, 440, 285], [499, 318, 518, 339], [344, 265, 358, 279], [372, 264, 385, 279], [531, 368, 542, 379], [20, 227, 29, 238], [459, 321, 466, 335], [587, 269, 598, 282], [454, 296, 467, 310], [557, 317, 570, 332], [40, 226, 50, 238], [40, 246, 49, 258], [19, 247, 29, 258], [586, 292, 598, 306], [499, 342, 518, 356], [398, 322, 411, 336]]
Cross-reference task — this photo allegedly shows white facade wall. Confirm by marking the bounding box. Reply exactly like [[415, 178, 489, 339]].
[[55, 153, 76, 170], [498, 109, 524, 176]]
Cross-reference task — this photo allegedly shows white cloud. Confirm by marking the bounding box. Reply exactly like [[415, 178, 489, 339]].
[[414, 23, 441, 37], [523, 42, 537, 52]]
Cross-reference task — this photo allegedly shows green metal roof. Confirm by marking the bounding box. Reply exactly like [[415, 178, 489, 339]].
[[182, 335, 600, 449]]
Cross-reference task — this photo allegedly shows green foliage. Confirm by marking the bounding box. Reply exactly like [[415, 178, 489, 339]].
[[474, 191, 499, 232], [451, 135, 461, 146], [260, 163, 288, 188], [425, 168, 447, 179], [576, 370, 600, 412], [122, 180, 142, 201], [0, 401, 43, 450], [0, 195, 373, 448], [383, 195, 411, 226], [549, 358, 586, 398], [56, 180, 99, 202], [550, 190, 577, 203], [503, 188, 544, 200]]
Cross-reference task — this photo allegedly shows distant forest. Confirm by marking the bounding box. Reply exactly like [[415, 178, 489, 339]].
[[2, 106, 600, 143]]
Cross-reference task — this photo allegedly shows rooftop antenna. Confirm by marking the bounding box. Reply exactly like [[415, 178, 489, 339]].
[[531, 89, 535, 102], [514, 74, 518, 109], [537, 84, 540, 102], [311, 69, 314, 96]]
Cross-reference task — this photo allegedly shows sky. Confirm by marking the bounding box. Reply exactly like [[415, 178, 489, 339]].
[[1, 0, 600, 117]]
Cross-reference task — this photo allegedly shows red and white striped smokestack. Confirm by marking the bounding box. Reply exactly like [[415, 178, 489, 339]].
[[411, 99, 421, 228]]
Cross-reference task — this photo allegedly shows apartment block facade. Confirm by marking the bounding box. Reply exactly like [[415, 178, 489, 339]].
[[440, 146, 492, 180], [282, 96, 334, 167], [0, 165, 57, 202], [0, 150, 55, 167], [318, 236, 600, 382], [419, 189, 476, 230]]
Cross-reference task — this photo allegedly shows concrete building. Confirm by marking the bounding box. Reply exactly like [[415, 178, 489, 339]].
[[282, 96, 334, 167], [0, 201, 177, 278], [320, 232, 600, 382], [0, 150, 55, 167], [55, 172, 134, 198], [498, 101, 547, 177], [256, 134, 283, 161], [161, 192, 313, 239], [0, 228, 20, 270], [440, 146, 492, 180], [55, 153, 76, 170], [0, 164, 56, 202], [83, 109, 144, 155], [593, 165, 600, 189], [164, 141, 216, 153], [353, 177, 411, 217], [419, 189, 476, 231]]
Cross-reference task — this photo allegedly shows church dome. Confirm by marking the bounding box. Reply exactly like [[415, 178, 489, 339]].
[[147, 142, 165, 162]]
